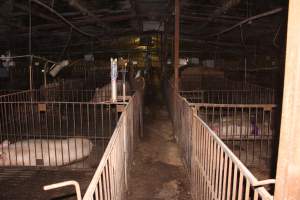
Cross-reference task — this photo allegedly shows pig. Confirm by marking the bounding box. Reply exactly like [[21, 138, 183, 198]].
[[0, 137, 93, 167], [211, 115, 271, 139], [91, 81, 131, 102], [91, 87, 106, 102]]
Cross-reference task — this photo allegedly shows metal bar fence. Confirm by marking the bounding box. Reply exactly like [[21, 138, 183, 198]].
[[180, 89, 275, 104], [194, 103, 276, 167], [0, 81, 128, 168], [0, 101, 118, 168], [0, 81, 132, 103], [192, 113, 275, 200], [0, 90, 23, 96], [164, 79, 193, 173], [82, 91, 142, 200], [165, 80, 275, 200], [42, 81, 144, 199], [180, 76, 274, 93]]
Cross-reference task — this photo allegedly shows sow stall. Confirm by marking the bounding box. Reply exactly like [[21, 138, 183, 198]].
[[178, 75, 277, 172], [0, 81, 139, 200], [179, 77, 276, 179], [194, 103, 276, 180], [165, 80, 276, 200]]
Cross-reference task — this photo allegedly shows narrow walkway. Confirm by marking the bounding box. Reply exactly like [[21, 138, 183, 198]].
[[127, 103, 191, 200]]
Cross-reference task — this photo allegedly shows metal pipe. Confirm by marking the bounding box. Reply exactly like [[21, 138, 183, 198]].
[[43, 61, 48, 88], [68, 0, 106, 29], [29, 55, 33, 90], [174, 0, 180, 91], [122, 66, 126, 102], [28, 0, 32, 58], [197, 0, 241, 30], [44, 180, 82, 200], [3, 55, 56, 64], [205, 7, 283, 38], [244, 56, 247, 87], [111, 58, 118, 102], [29, 0, 33, 90], [30, 0, 96, 38]]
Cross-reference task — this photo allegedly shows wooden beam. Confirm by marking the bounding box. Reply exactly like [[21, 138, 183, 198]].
[[274, 0, 300, 199]]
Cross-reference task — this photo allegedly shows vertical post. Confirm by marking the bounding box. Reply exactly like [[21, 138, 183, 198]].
[[163, 22, 168, 76], [43, 62, 48, 88], [244, 56, 247, 87], [122, 64, 127, 102], [123, 110, 128, 190], [160, 32, 164, 74], [111, 58, 118, 102], [28, 0, 32, 90], [174, 0, 180, 91], [29, 56, 33, 90], [274, 0, 300, 199]]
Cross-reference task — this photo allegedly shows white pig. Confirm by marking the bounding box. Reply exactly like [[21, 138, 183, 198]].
[[211, 116, 272, 140], [0, 137, 93, 167]]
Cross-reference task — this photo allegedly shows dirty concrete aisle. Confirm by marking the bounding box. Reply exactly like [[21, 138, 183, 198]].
[[127, 102, 191, 200]]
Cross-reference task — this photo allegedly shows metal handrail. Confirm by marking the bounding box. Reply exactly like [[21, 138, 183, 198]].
[[194, 113, 275, 188], [44, 180, 82, 200], [165, 79, 275, 200]]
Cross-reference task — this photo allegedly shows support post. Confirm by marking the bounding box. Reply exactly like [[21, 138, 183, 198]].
[[174, 0, 180, 91], [29, 56, 33, 90], [274, 0, 300, 199], [43, 62, 48, 88]]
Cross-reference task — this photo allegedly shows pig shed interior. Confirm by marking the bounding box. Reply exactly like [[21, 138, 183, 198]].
[[0, 0, 300, 200]]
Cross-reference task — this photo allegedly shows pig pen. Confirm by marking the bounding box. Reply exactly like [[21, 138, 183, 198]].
[[0, 87, 123, 200], [180, 88, 275, 104], [194, 103, 277, 181], [178, 76, 277, 180]]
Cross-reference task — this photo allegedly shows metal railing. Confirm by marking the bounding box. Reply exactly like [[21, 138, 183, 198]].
[[0, 81, 132, 103], [43, 86, 143, 199], [179, 76, 276, 104], [82, 93, 141, 200], [0, 81, 132, 168], [0, 90, 23, 96], [164, 80, 194, 174], [192, 114, 275, 200], [180, 76, 274, 92], [165, 80, 275, 200], [180, 89, 275, 104], [194, 103, 276, 166], [0, 101, 118, 168]]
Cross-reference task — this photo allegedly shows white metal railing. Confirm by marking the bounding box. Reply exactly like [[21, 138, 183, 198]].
[[192, 113, 275, 200], [180, 89, 275, 104], [82, 92, 141, 200], [43, 90, 142, 200], [165, 80, 275, 200]]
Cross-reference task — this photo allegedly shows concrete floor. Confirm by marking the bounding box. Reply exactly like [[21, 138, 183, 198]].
[[0, 168, 94, 200], [127, 103, 191, 200]]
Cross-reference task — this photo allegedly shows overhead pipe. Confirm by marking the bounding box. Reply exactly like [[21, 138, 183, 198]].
[[67, 0, 107, 30], [204, 7, 283, 39], [2, 54, 56, 64], [197, 0, 241, 30], [30, 0, 96, 38]]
